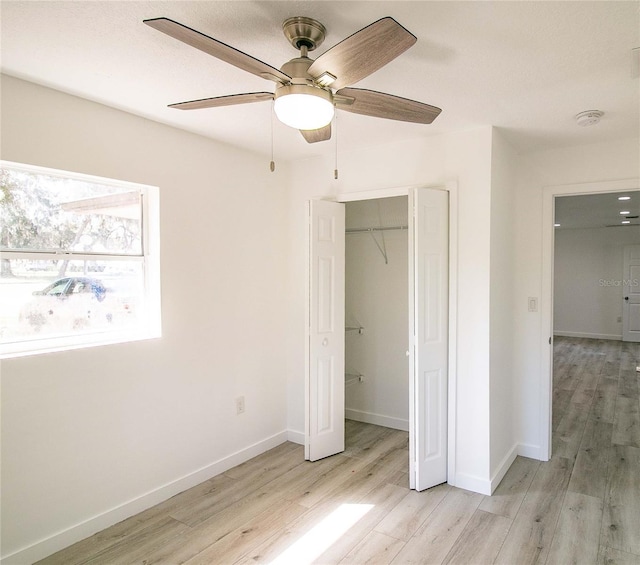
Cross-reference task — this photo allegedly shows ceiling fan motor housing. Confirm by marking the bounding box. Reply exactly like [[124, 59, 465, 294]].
[[282, 16, 327, 51]]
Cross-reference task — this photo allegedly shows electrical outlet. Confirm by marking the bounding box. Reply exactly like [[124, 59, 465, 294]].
[[236, 396, 245, 415]]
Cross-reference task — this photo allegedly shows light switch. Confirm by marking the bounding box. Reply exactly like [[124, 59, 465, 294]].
[[528, 297, 538, 312]]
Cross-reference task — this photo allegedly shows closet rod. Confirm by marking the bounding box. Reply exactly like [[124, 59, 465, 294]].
[[345, 225, 408, 234]]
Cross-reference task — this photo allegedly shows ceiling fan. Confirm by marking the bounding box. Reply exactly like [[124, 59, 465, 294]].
[[144, 15, 442, 143]]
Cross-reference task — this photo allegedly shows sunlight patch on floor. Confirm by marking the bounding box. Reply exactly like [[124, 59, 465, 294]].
[[269, 503, 374, 565]]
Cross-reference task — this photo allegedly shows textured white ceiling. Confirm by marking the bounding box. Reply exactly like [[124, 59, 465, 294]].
[[1, 1, 639, 162]]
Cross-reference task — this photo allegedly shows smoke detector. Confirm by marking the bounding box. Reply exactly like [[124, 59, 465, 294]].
[[575, 110, 604, 127]]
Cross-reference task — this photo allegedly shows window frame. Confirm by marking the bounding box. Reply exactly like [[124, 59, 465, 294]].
[[0, 160, 161, 359]]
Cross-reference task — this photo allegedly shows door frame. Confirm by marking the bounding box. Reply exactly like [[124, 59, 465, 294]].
[[540, 178, 640, 460], [622, 245, 640, 342], [317, 181, 459, 488]]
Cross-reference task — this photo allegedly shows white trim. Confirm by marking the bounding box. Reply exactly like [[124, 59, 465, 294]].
[[454, 472, 492, 495], [490, 443, 518, 493], [541, 178, 640, 462], [0, 159, 152, 192], [408, 188, 416, 489], [517, 442, 542, 460], [287, 429, 305, 445], [336, 185, 411, 202], [345, 409, 409, 432], [0, 431, 289, 565], [304, 200, 311, 460], [446, 180, 459, 488], [554, 331, 622, 341]]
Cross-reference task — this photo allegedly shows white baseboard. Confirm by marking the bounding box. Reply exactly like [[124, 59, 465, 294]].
[[554, 331, 621, 341], [1, 431, 289, 565], [490, 444, 518, 494], [518, 442, 546, 461], [452, 472, 492, 495], [345, 408, 409, 432], [287, 429, 305, 445]]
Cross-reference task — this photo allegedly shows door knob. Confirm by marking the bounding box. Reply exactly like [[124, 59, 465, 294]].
[[625, 296, 629, 301]]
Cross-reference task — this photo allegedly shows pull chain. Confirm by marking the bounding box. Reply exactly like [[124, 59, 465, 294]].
[[334, 112, 339, 180], [270, 100, 276, 172]]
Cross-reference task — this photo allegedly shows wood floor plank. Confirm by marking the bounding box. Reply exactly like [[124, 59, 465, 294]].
[[568, 418, 613, 499], [612, 396, 640, 448], [268, 453, 359, 506], [179, 501, 307, 565], [338, 531, 406, 565], [479, 456, 539, 519], [441, 509, 512, 565], [236, 483, 408, 565], [35, 475, 236, 565], [598, 546, 640, 565], [223, 441, 302, 480], [592, 377, 619, 424], [601, 444, 640, 556], [374, 484, 451, 541], [277, 454, 396, 510], [546, 491, 603, 565], [570, 366, 600, 406], [309, 459, 402, 510], [344, 425, 408, 466], [313, 483, 411, 564], [618, 368, 639, 400], [552, 399, 591, 461], [234, 499, 351, 564], [82, 516, 190, 565], [390, 489, 483, 564], [169, 445, 305, 526], [552, 389, 574, 431], [493, 456, 573, 565]]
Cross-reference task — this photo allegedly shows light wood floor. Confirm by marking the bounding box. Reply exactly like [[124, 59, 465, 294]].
[[37, 337, 640, 565]]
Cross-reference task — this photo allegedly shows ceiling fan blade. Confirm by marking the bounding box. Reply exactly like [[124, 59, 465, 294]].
[[300, 124, 332, 143], [144, 18, 291, 84], [308, 17, 416, 90], [336, 88, 441, 124], [168, 92, 273, 110]]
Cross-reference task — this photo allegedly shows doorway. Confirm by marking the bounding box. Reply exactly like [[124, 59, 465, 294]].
[[541, 180, 640, 459], [306, 187, 451, 491], [344, 196, 410, 433]]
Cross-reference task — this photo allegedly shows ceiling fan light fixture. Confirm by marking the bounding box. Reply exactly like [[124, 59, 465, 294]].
[[274, 85, 334, 130]]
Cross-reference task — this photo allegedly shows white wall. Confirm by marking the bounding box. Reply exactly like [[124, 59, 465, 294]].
[[0, 76, 291, 563], [285, 126, 501, 494], [513, 138, 640, 457], [554, 226, 640, 339], [489, 129, 517, 484], [345, 199, 409, 430]]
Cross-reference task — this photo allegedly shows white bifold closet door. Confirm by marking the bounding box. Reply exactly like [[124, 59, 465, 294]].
[[306, 189, 448, 492], [306, 199, 345, 461], [410, 188, 449, 491]]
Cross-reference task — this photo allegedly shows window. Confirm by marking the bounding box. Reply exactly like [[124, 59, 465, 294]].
[[0, 161, 160, 358]]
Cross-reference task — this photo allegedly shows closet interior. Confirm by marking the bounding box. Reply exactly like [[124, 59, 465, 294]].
[[344, 196, 410, 434]]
